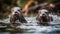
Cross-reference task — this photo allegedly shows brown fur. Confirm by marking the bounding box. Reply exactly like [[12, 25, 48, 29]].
[[36, 14, 53, 26]]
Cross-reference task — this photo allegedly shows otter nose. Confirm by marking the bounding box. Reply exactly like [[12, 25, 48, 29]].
[[15, 12, 18, 13], [15, 11, 19, 15], [40, 13, 46, 17], [42, 14, 45, 15]]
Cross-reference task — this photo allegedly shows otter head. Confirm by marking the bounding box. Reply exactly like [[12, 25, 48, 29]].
[[10, 7, 22, 23], [11, 7, 22, 16], [39, 9, 49, 17]]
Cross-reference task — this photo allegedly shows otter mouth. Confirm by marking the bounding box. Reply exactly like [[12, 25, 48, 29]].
[[14, 14, 19, 17], [13, 12, 19, 19], [13, 14, 19, 21]]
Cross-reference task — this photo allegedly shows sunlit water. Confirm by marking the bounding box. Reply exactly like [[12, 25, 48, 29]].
[[0, 14, 60, 34]]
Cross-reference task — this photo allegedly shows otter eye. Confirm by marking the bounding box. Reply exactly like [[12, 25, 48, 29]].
[[18, 10, 20, 11]]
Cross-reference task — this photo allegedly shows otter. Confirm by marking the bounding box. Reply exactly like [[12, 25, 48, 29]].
[[36, 9, 53, 26], [9, 7, 27, 27]]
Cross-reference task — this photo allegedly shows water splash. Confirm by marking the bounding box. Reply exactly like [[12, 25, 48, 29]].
[[0, 14, 60, 33]]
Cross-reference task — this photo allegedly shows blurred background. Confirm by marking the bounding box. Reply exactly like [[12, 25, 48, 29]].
[[0, 0, 60, 34], [0, 0, 60, 19]]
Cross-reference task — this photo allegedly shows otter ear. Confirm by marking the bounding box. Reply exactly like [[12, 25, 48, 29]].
[[21, 8, 22, 10]]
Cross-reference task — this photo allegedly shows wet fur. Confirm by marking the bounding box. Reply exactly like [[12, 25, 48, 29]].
[[36, 15, 53, 26], [10, 14, 27, 23]]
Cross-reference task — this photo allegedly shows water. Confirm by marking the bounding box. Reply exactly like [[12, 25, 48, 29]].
[[0, 14, 60, 34]]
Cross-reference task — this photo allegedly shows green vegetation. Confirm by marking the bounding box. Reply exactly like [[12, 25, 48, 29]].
[[18, 0, 28, 8]]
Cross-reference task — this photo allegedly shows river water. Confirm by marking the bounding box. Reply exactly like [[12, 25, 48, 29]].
[[0, 14, 60, 34]]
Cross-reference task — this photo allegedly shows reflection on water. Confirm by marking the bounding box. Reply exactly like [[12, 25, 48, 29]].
[[0, 14, 60, 34]]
